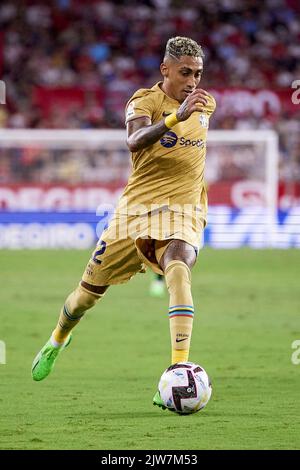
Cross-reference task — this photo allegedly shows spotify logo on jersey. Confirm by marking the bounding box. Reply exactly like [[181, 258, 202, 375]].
[[160, 131, 178, 148]]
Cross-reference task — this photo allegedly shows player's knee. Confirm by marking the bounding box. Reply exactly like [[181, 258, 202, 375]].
[[165, 260, 191, 292], [66, 285, 100, 316], [160, 240, 196, 271]]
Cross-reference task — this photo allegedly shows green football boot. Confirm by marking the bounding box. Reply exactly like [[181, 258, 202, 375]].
[[31, 334, 72, 381], [153, 390, 167, 410]]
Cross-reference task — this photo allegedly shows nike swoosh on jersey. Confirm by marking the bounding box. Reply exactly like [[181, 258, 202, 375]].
[[175, 337, 188, 343], [162, 111, 172, 117]]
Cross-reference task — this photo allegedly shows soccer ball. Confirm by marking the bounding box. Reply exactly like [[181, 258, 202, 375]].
[[158, 362, 212, 414]]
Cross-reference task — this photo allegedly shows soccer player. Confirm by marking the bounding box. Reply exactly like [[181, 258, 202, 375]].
[[31, 36, 216, 409], [149, 274, 165, 298]]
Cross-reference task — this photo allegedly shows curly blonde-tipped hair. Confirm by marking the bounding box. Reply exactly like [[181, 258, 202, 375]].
[[165, 36, 204, 60]]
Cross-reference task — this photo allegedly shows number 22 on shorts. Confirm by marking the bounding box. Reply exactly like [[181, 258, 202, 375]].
[[92, 240, 107, 264]]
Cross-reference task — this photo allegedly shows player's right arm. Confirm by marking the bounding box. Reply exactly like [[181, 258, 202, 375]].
[[126, 89, 208, 152], [126, 117, 169, 153]]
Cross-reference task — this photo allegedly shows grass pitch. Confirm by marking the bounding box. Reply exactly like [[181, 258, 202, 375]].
[[0, 249, 299, 450]]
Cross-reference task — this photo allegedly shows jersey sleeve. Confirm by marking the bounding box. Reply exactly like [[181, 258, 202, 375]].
[[206, 94, 216, 117], [125, 92, 155, 124]]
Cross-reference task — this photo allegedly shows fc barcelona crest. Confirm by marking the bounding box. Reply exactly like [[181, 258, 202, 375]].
[[199, 114, 209, 128]]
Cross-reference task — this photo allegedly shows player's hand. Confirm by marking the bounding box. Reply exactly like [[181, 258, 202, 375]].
[[176, 89, 209, 122]]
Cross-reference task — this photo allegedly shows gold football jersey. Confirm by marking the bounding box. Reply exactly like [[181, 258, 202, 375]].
[[117, 82, 216, 217]]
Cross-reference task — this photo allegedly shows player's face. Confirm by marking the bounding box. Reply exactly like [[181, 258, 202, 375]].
[[161, 56, 203, 103]]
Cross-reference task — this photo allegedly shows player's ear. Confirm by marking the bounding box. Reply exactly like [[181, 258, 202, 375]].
[[160, 62, 168, 78]]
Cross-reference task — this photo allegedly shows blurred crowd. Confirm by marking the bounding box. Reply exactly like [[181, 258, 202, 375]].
[[0, 0, 300, 183], [0, 147, 131, 184]]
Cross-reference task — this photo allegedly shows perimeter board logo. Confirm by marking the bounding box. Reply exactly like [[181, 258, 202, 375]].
[[160, 131, 178, 148]]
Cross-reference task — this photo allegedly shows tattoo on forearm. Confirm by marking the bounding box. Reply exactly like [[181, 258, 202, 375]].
[[176, 101, 189, 121], [129, 120, 169, 151]]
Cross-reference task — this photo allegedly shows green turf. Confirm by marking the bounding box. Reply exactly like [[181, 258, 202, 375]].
[[0, 249, 300, 450]]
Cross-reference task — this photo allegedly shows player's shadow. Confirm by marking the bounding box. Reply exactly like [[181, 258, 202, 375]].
[[101, 411, 207, 419]]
